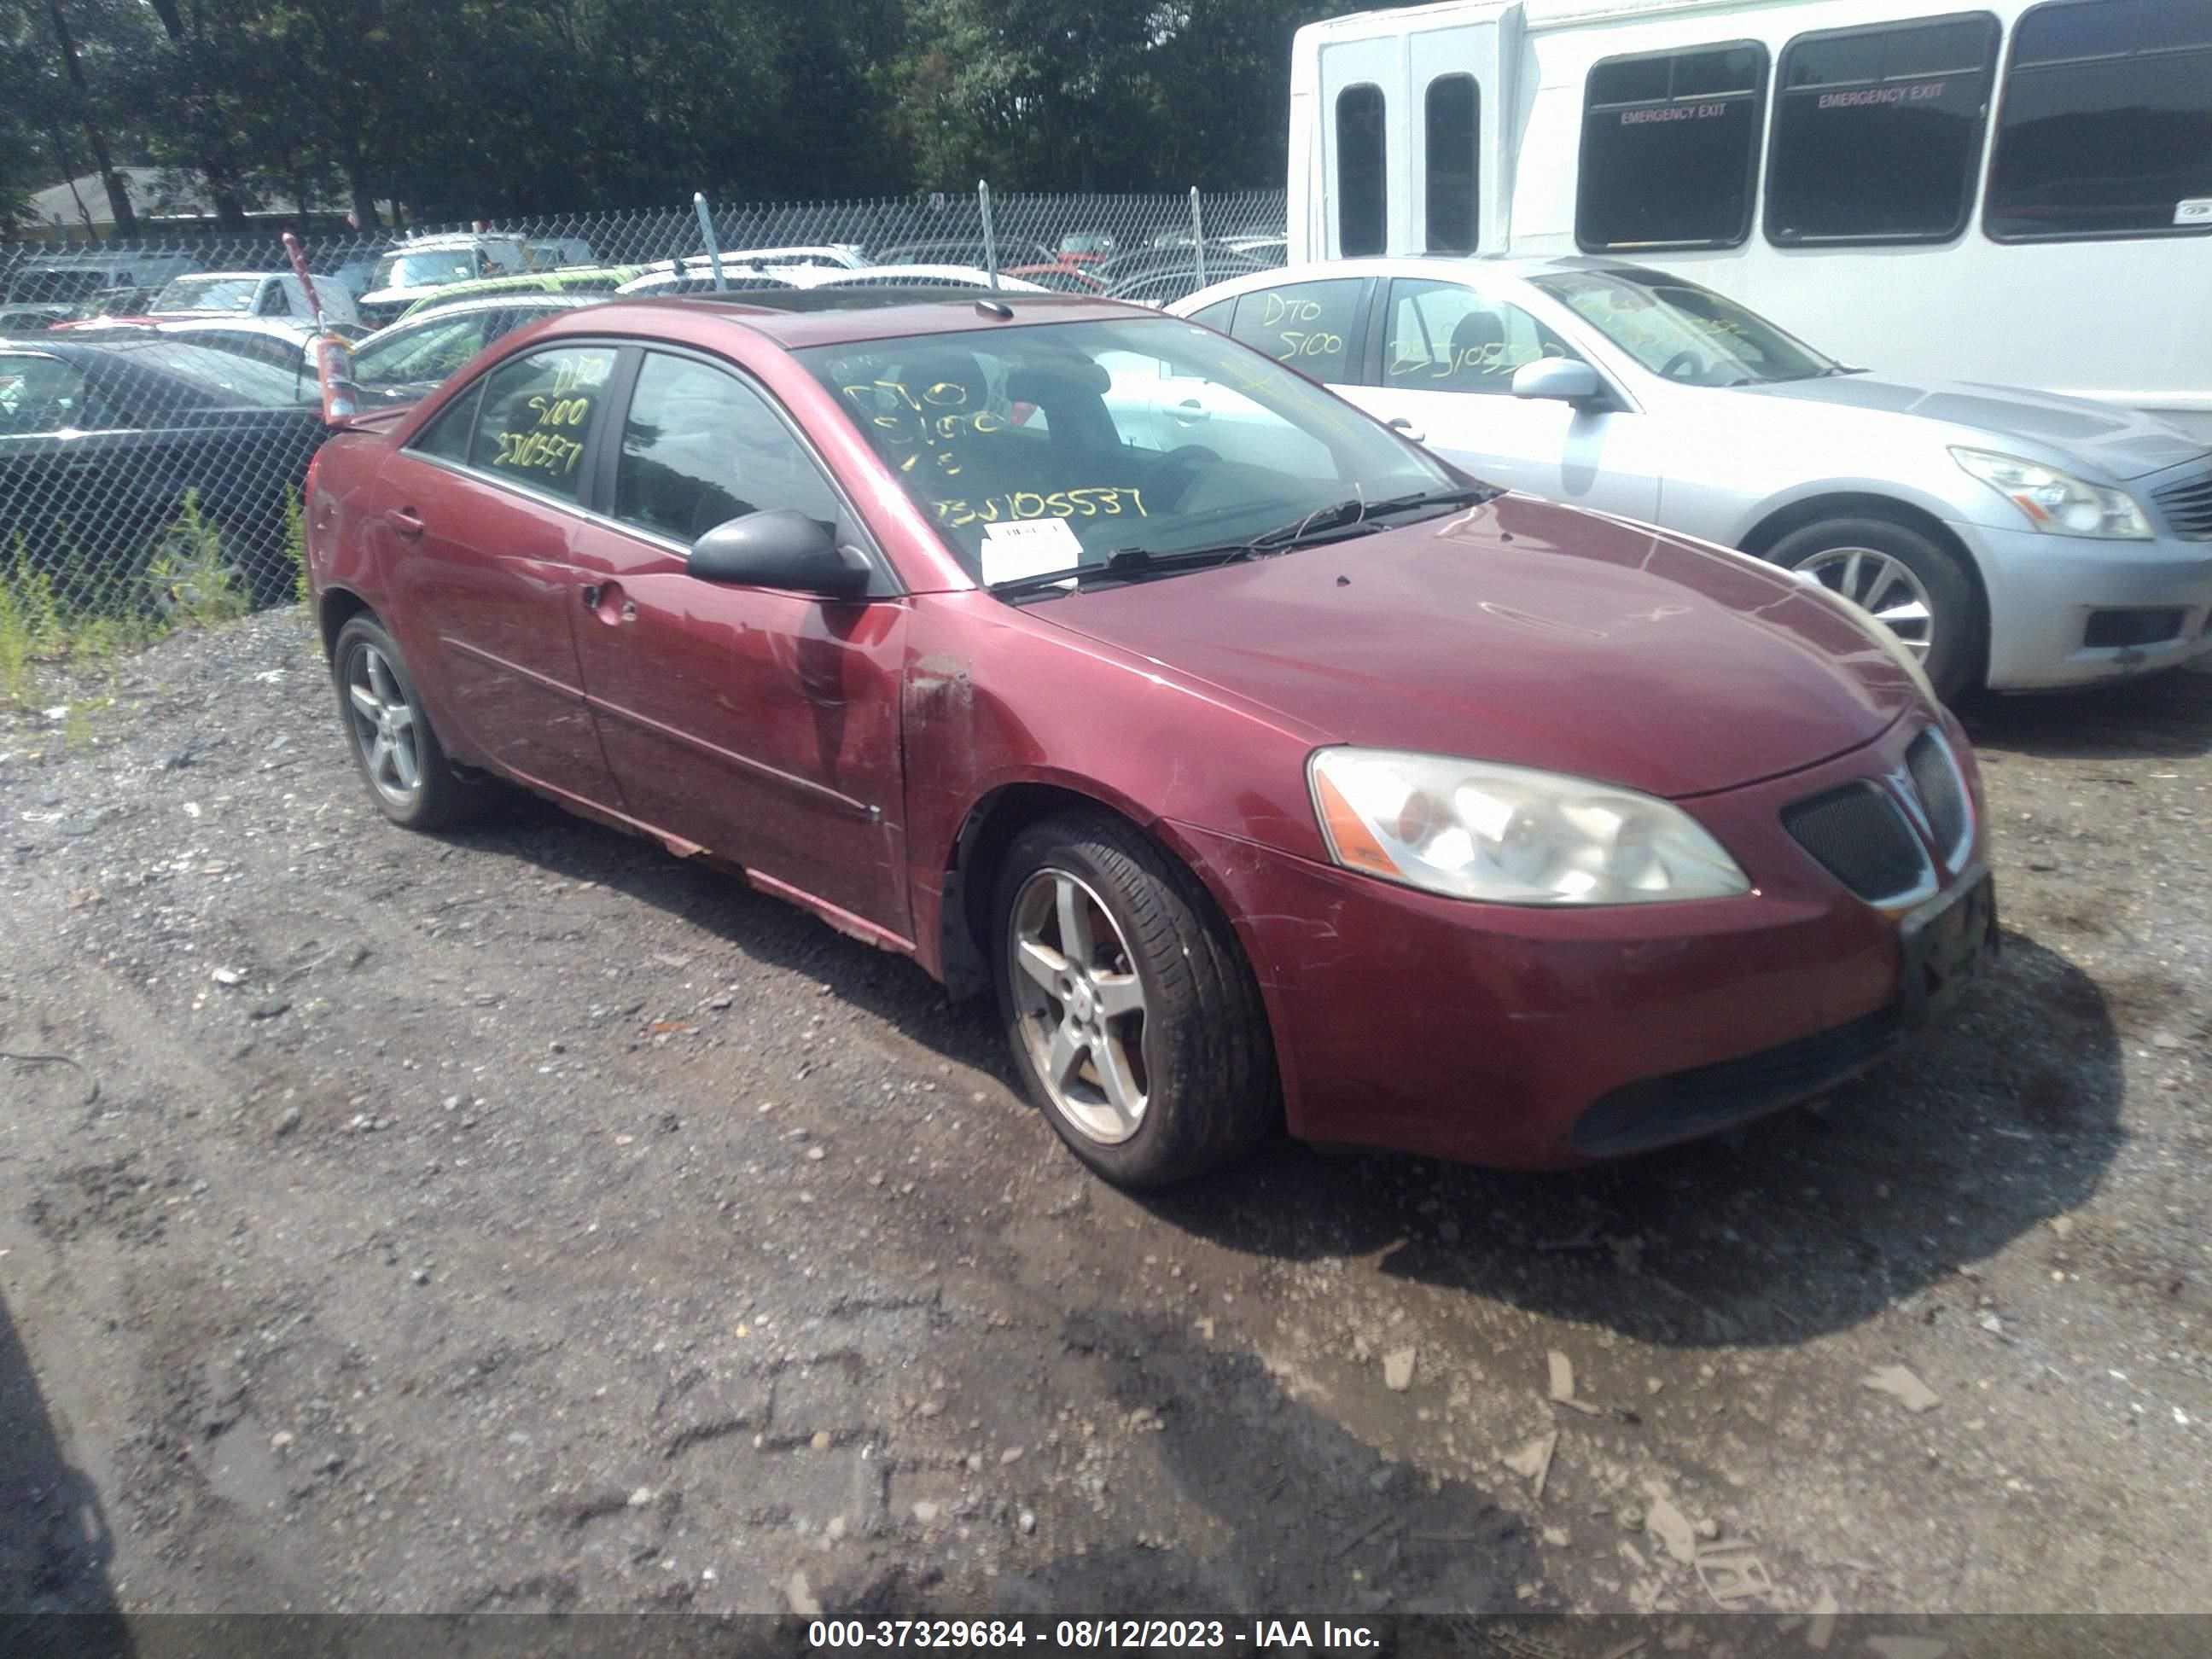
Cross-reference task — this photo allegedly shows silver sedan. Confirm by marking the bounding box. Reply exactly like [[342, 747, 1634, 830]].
[[1170, 256, 2212, 701]]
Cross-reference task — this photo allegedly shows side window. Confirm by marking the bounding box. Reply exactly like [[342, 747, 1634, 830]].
[[1425, 74, 1481, 253], [410, 381, 482, 464], [1987, 0, 2212, 241], [1380, 280, 1580, 393], [1768, 15, 2000, 244], [466, 345, 619, 504], [1186, 299, 1235, 333], [1336, 84, 1389, 256], [614, 352, 841, 544], [1578, 43, 1767, 249], [1225, 278, 1365, 381], [0, 354, 90, 435]]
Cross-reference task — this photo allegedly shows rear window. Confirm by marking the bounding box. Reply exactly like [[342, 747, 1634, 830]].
[[106, 340, 318, 405], [1578, 43, 1768, 249], [155, 275, 265, 313], [1986, 0, 2212, 240]]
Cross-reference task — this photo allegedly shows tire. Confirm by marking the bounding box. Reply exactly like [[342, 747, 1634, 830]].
[[991, 809, 1278, 1187], [331, 614, 495, 830], [1769, 515, 1984, 703]]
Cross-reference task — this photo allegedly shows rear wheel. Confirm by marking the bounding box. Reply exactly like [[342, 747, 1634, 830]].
[[992, 810, 1278, 1187], [332, 614, 494, 830], [1770, 515, 1983, 703]]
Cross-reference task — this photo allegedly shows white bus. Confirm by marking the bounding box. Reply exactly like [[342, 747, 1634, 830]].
[[1288, 0, 2212, 437]]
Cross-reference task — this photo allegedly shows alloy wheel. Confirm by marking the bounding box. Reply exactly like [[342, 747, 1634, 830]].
[[1007, 868, 1150, 1144], [1796, 545, 1936, 661], [345, 643, 422, 807]]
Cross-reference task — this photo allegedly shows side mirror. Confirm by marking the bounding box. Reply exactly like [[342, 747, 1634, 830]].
[[1511, 358, 1604, 406], [688, 509, 871, 599]]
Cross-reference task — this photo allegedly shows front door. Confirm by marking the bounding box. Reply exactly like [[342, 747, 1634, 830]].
[[1336, 276, 1664, 525], [381, 341, 625, 807], [568, 348, 911, 939]]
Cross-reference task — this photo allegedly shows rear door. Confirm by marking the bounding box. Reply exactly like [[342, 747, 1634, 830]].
[[380, 341, 626, 807]]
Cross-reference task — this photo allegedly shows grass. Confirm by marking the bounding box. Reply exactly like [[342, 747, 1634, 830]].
[[0, 489, 306, 712]]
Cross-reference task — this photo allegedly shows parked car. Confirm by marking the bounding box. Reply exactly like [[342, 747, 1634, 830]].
[[1056, 231, 1117, 262], [63, 285, 162, 322], [1005, 262, 1107, 294], [114, 317, 370, 381], [716, 244, 868, 271], [873, 237, 1057, 269], [810, 265, 1049, 294], [52, 271, 363, 329], [1172, 257, 2212, 700], [394, 266, 646, 320], [356, 234, 539, 328], [1, 336, 328, 608], [615, 264, 804, 298], [1103, 251, 1273, 310], [304, 292, 1992, 1187], [0, 306, 66, 335], [2, 252, 203, 311], [348, 294, 610, 406]]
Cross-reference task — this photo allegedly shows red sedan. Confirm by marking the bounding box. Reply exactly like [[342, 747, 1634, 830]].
[[303, 292, 1994, 1185]]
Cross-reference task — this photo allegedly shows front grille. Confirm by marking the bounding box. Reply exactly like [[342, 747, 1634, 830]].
[[1571, 1006, 1904, 1156], [2153, 469, 2212, 540], [1905, 729, 1970, 866], [1782, 783, 1931, 903]]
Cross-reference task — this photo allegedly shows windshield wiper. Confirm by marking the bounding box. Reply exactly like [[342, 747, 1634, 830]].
[[987, 484, 1499, 600]]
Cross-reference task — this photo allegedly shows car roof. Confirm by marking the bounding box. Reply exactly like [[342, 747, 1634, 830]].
[[526, 291, 1151, 351]]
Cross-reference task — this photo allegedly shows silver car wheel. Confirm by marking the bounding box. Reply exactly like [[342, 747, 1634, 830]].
[[1008, 868, 1150, 1145], [1796, 545, 1936, 661], [345, 643, 422, 807]]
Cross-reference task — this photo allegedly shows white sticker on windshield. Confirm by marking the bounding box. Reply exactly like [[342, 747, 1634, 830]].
[[2177, 198, 2212, 225], [980, 516, 1083, 585]]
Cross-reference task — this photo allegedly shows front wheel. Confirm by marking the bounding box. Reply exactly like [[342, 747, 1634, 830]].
[[331, 614, 494, 830], [992, 811, 1278, 1187], [1770, 516, 1984, 703]]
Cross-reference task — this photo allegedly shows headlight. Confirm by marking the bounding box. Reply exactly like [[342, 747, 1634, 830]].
[[1950, 447, 2152, 539], [1308, 748, 1750, 905]]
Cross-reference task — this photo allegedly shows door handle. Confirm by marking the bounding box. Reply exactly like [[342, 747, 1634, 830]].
[[579, 584, 602, 608], [580, 581, 635, 624], [1171, 399, 1211, 422], [386, 508, 425, 539]]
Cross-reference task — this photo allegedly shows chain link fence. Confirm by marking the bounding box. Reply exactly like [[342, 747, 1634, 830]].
[[0, 186, 1287, 680]]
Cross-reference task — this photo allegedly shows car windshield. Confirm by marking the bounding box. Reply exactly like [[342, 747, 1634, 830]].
[[1530, 270, 1840, 387], [156, 275, 263, 313], [797, 316, 1460, 591], [371, 252, 479, 291]]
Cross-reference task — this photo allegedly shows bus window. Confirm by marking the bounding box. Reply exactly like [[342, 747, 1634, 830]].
[[1767, 15, 2000, 244], [1336, 84, 1389, 256], [1425, 74, 1480, 253], [1988, 0, 2212, 241], [1577, 44, 1767, 251]]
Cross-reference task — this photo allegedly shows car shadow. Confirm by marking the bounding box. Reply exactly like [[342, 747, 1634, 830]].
[[0, 1294, 131, 1653], [1140, 928, 2122, 1348], [443, 804, 2122, 1350], [1960, 661, 2212, 760]]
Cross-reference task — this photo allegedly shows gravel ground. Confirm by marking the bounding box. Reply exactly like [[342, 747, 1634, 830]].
[[1, 610, 2207, 1619]]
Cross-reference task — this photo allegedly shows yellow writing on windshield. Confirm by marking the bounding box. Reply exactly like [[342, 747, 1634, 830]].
[[933, 487, 1148, 527]]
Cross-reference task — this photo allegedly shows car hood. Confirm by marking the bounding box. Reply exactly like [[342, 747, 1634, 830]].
[[1038, 494, 1920, 800], [1738, 374, 2205, 481]]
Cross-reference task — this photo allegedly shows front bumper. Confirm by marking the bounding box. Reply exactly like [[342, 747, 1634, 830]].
[[1175, 715, 1988, 1170], [1959, 509, 2212, 691]]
